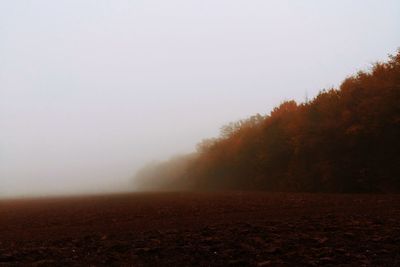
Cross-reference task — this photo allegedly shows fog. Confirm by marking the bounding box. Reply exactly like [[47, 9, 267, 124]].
[[1, 0, 399, 198]]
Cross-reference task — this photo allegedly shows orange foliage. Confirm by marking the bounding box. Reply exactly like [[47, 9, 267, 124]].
[[135, 50, 400, 192]]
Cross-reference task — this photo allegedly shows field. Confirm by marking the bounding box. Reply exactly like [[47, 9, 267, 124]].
[[1, 192, 400, 266]]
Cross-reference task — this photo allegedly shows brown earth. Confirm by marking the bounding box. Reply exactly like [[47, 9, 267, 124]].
[[1, 192, 400, 266]]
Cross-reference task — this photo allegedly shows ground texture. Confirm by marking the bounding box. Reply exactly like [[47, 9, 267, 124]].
[[1, 192, 400, 266]]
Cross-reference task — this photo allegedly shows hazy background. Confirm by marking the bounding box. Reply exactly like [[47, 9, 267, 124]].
[[1, 0, 399, 198]]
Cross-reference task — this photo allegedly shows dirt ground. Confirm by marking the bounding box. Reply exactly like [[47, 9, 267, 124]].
[[1, 192, 400, 266]]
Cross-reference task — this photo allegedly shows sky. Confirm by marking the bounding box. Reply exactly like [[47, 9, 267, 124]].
[[1, 0, 399, 198]]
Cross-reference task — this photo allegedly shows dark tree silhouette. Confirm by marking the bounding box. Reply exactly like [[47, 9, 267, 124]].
[[135, 50, 400, 193]]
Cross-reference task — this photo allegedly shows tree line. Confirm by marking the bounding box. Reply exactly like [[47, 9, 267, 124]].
[[134, 51, 400, 193]]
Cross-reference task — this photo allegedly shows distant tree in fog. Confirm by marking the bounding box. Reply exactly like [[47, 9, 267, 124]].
[[134, 50, 400, 193]]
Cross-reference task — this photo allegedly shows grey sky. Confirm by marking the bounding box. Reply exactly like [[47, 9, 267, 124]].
[[1, 0, 399, 198]]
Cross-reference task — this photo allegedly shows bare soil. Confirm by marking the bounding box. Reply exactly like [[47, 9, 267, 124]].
[[1, 192, 400, 266]]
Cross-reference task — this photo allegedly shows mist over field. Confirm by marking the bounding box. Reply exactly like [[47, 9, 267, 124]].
[[1, 0, 400, 198]]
